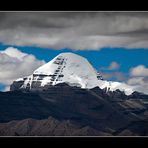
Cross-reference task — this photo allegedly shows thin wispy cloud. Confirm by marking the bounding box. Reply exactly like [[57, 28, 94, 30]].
[[100, 61, 120, 71]]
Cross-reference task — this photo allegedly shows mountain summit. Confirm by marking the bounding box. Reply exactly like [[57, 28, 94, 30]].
[[11, 52, 134, 95], [33, 52, 101, 88]]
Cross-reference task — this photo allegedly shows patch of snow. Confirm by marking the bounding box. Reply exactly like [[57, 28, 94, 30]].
[[15, 78, 24, 81]]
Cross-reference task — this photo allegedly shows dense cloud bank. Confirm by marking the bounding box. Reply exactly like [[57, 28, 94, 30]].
[[0, 12, 148, 50]]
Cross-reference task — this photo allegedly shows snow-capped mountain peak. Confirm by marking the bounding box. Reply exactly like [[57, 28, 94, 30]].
[[12, 52, 135, 95], [31, 52, 100, 88]]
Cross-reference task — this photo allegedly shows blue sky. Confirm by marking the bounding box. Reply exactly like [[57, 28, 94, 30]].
[[0, 43, 148, 73], [0, 83, 5, 91]]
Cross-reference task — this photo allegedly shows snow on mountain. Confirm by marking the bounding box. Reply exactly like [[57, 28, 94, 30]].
[[34, 52, 100, 88], [14, 52, 135, 95], [98, 80, 134, 95]]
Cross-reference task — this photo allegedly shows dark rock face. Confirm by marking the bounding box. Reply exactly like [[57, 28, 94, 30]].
[[0, 83, 148, 136], [0, 117, 112, 136], [106, 89, 128, 101], [10, 80, 24, 91]]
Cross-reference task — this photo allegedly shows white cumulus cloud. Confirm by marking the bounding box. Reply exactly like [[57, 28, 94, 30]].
[[0, 47, 45, 91], [127, 65, 148, 94], [130, 65, 148, 77], [127, 77, 148, 95]]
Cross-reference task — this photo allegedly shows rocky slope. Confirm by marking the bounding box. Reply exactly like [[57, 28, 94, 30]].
[[0, 83, 148, 136]]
